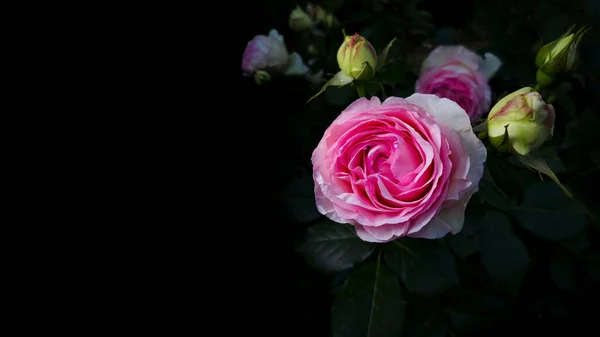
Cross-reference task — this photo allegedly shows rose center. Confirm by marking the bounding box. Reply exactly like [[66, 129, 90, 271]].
[[364, 134, 421, 180]]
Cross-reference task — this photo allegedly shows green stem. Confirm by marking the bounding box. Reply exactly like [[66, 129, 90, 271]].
[[356, 82, 365, 98]]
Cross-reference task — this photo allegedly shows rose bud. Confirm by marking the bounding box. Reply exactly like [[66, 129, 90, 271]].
[[337, 33, 378, 80], [487, 87, 555, 155]]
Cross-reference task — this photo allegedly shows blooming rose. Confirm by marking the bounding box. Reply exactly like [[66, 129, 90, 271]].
[[415, 45, 502, 122], [312, 94, 487, 242], [241, 29, 309, 77]]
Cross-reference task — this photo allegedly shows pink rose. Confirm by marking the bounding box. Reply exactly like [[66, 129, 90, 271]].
[[415, 45, 502, 122], [241, 29, 309, 77], [312, 94, 487, 242]]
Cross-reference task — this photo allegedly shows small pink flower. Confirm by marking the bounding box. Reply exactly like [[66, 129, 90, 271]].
[[415, 46, 502, 122], [242, 29, 290, 74], [241, 29, 309, 77], [312, 94, 487, 242]]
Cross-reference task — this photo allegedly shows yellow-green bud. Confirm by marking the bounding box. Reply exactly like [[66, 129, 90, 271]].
[[535, 69, 556, 89], [289, 7, 313, 32], [254, 70, 271, 85], [307, 3, 338, 28], [535, 26, 591, 75], [487, 87, 555, 155], [336, 33, 377, 80]]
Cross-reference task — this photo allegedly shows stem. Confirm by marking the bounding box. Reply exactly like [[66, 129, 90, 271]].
[[356, 82, 365, 97]]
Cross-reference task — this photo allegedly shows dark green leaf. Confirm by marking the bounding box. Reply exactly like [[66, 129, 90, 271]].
[[555, 90, 576, 119], [550, 252, 577, 292], [479, 211, 530, 295], [536, 145, 568, 174], [460, 290, 508, 314], [447, 311, 497, 333], [325, 85, 356, 106], [376, 62, 405, 85], [560, 230, 590, 255], [384, 238, 459, 295], [562, 109, 600, 149], [403, 307, 449, 337], [510, 182, 589, 241], [363, 80, 383, 97], [299, 220, 376, 273], [447, 205, 482, 258], [283, 172, 321, 223], [583, 252, 600, 283], [331, 255, 405, 337], [448, 232, 479, 259], [478, 166, 512, 210], [485, 155, 534, 200]]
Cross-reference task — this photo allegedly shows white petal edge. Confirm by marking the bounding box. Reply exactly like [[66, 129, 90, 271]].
[[268, 29, 284, 44], [284, 52, 309, 76], [408, 191, 473, 239], [479, 52, 503, 79], [404, 93, 487, 192], [422, 45, 481, 72], [332, 96, 382, 126]]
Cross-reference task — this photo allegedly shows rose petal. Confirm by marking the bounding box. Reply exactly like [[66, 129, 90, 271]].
[[335, 97, 382, 125], [421, 45, 481, 72], [284, 52, 309, 76], [355, 223, 406, 243], [409, 190, 472, 238], [405, 93, 486, 191], [480, 52, 503, 79], [268, 29, 284, 44]]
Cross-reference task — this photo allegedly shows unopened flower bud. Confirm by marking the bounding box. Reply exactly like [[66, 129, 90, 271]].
[[242, 29, 290, 75], [337, 33, 377, 80], [535, 26, 591, 76], [307, 3, 338, 28], [289, 6, 312, 32], [254, 70, 271, 85], [487, 87, 555, 155]]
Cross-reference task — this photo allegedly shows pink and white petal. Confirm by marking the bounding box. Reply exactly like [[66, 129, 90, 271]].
[[405, 93, 487, 190], [382, 96, 409, 105], [409, 188, 473, 239], [422, 45, 481, 71], [355, 223, 404, 243], [405, 93, 471, 133], [437, 191, 472, 234], [407, 217, 452, 239], [314, 176, 357, 224], [242, 36, 270, 73], [479, 52, 503, 79], [314, 172, 335, 214], [333, 97, 382, 126]]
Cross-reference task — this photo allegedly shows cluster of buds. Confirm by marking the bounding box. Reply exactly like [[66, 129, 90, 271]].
[[487, 87, 555, 156], [534, 25, 591, 88], [288, 3, 339, 33]]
